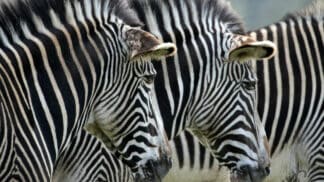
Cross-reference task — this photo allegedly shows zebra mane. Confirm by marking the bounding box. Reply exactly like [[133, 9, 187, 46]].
[[0, 0, 141, 41], [131, 0, 244, 34], [198, 0, 245, 33], [282, 0, 324, 20]]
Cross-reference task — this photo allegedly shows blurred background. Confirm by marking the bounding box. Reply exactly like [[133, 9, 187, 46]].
[[230, 0, 311, 30]]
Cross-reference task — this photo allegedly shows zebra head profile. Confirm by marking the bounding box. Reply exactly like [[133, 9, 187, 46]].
[[83, 25, 176, 181], [130, 0, 276, 181], [0, 0, 176, 181]]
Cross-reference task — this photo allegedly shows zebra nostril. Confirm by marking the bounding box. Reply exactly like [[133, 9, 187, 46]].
[[240, 165, 249, 173], [167, 157, 172, 168], [264, 166, 270, 176]]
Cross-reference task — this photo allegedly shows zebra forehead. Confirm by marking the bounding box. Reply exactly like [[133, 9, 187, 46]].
[[0, 0, 142, 32]]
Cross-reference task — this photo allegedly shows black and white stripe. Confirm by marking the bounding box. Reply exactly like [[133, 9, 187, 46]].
[[53, 131, 134, 182], [250, 1, 324, 181]]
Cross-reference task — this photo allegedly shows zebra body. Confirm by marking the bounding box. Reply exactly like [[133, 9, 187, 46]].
[[0, 0, 176, 181], [55, 0, 277, 181]]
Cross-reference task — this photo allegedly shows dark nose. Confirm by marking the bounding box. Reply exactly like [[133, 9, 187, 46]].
[[134, 155, 172, 182], [151, 154, 172, 179], [236, 165, 270, 182], [264, 166, 270, 176]]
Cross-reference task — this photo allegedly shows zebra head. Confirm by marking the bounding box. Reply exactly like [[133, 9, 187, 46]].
[[190, 34, 276, 182], [84, 26, 176, 181], [80, 3, 176, 181]]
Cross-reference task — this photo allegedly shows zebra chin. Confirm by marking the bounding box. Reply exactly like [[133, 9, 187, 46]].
[[133, 155, 173, 182]]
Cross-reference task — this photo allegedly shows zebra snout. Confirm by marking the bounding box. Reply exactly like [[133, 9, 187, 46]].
[[231, 164, 270, 182], [149, 154, 172, 180], [134, 155, 172, 182], [264, 166, 271, 176]]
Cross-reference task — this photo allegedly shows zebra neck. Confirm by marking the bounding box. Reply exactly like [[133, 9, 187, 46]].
[[152, 49, 224, 140], [0, 0, 122, 166], [0, 0, 140, 35], [131, 0, 245, 140]]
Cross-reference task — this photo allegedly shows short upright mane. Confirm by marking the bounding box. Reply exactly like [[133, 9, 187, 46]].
[[283, 0, 324, 20], [0, 0, 141, 39], [131, 0, 244, 34], [196, 0, 244, 33]]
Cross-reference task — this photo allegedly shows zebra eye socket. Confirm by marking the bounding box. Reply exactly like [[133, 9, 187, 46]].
[[143, 75, 155, 84], [242, 81, 256, 90]]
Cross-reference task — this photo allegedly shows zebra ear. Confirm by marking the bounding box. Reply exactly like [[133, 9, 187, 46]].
[[228, 38, 276, 63], [124, 28, 177, 61]]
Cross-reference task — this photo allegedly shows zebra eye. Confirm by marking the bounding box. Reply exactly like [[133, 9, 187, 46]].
[[143, 75, 155, 84], [242, 81, 256, 90]]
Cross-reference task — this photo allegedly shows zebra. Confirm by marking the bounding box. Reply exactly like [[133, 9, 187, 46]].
[[0, 0, 178, 181], [145, 0, 324, 181], [53, 0, 278, 181]]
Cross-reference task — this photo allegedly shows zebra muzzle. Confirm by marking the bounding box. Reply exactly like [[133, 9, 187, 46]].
[[134, 155, 172, 182], [231, 165, 270, 182]]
